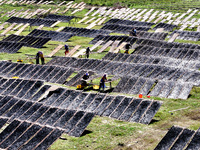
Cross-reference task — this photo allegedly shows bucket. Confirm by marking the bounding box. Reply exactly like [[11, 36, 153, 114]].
[[139, 94, 143, 98]]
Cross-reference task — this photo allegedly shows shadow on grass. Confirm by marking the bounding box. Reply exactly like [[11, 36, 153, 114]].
[[81, 130, 93, 137], [47, 44, 58, 46], [79, 87, 114, 93], [188, 94, 192, 98], [99, 88, 114, 93], [149, 119, 160, 125], [82, 86, 93, 91]]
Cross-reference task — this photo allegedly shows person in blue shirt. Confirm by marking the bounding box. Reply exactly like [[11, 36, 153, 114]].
[[131, 27, 137, 36], [99, 74, 107, 91]]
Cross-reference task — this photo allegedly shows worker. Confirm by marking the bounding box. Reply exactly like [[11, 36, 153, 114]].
[[81, 72, 89, 87], [86, 47, 90, 58], [65, 44, 69, 56], [36, 52, 39, 64], [83, 72, 89, 80], [36, 51, 45, 65], [99, 74, 107, 91], [125, 43, 131, 54], [131, 27, 137, 36], [41, 56, 45, 65]]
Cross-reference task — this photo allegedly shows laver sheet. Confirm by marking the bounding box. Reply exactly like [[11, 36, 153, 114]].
[[154, 126, 200, 150], [0, 77, 162, 125]]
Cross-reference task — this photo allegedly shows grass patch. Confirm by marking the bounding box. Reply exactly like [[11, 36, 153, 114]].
[[50, 116, 146, 150]]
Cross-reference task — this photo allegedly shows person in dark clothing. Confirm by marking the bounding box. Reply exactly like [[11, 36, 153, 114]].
[[36, 51, 45, 65], [41, 57, 45, 65], [125, 43, 131, 54], [83, 72, 89, 80], [131, 27, 137, 36], [36, 53, 40, 64], [81, 72, 89, 86], [65, 44, 69, 56], [99, 74, 107, 91], [86, 47, 90, 58]]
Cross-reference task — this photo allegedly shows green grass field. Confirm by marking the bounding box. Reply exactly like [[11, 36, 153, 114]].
[[0, 1, 200, 149]]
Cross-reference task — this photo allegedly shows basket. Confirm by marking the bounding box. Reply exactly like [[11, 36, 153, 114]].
[[12, 76, 19, 79], [77, 85, 83, 89], [93, 85, 99, 90]]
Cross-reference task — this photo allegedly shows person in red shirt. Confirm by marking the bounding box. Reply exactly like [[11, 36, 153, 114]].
[[65, 44, 69, 55]]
